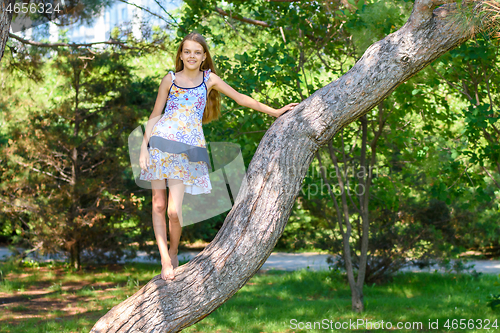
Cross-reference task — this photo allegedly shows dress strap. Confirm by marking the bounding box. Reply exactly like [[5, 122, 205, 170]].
[[204, 69, 211, 82], [169, 71, 176, 82]]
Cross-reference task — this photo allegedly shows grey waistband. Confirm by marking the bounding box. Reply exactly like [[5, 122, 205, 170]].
[[148, 136, 212, 170]]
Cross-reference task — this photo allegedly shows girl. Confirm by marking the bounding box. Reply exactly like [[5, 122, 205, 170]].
[[139, 32, 298, 281]]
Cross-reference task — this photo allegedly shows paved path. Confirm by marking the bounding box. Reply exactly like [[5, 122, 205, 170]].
[[1, 247, 499, 274], [177, 251, 500, 274]]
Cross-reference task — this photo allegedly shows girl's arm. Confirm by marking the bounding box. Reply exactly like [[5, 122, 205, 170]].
[[210, 73, 298, 117], [142, 73, 173, 148]]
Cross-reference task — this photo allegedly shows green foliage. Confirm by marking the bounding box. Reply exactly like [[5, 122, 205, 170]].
[[174, 0, 500, 270], [0, 47, 155, 268], [1, 0, 500, 280], [436, 258, 481, 276], [276, 201, 322, 251], [486, 274, 500, 312], [343, 0, 414, 56], [487, 293, 500, 311]]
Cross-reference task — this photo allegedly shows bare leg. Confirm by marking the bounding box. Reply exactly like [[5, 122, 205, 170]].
[[151, 179, 174, 280], [167, 178, 185, 269]]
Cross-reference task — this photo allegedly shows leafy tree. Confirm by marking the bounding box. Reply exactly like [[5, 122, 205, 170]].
[[1, 48, 151, 269], [90, 0, 495, 329]]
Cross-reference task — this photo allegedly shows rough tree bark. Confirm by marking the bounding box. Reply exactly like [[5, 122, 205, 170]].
[[0, 0, 15, 62], [92, 1, 476, 331]]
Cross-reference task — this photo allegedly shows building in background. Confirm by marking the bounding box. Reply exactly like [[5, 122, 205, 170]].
[[13, 0, 181, 44]]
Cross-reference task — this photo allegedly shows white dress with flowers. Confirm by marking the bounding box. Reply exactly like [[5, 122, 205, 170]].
[[139, 69, 212, 195]]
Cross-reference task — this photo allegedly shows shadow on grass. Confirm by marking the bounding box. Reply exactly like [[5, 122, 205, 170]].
[[182, 269, 500, 333], [1, 309, 107, 333], [1, 262, 499, 333]]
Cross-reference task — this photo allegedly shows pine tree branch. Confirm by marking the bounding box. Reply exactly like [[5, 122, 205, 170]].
[[14, 160, 72, 183], [8, 33, 136, 49], [214, 7, 270, 27]]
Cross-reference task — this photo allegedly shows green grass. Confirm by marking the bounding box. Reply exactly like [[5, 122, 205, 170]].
[[0, 260, 499, 333]]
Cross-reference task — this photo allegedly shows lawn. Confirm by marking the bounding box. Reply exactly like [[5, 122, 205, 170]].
[[0, 259, 499, 333]]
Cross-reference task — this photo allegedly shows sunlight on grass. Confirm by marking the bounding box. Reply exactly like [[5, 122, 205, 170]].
[[0, 261, 499, 333]]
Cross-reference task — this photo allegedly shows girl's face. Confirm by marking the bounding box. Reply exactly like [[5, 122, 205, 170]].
[[180, 40, 206, 70]]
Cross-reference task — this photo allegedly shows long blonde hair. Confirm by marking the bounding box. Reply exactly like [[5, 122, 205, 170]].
[[174, 32, 221, 124]]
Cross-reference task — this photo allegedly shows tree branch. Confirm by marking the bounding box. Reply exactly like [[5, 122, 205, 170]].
[[91, 0, 479, 331], [8, 33, 136, 49], [214, 7, 270, 27], [221, 16, 255, 46], [13, 159, 72, 183], [429, 64, 474, 101], [481, 165, 500, 189], [0, 196, 40, 214]]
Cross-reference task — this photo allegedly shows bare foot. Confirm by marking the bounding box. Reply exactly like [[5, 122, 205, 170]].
[[169, 249, 179, 269], [161, 261, 175, 280]]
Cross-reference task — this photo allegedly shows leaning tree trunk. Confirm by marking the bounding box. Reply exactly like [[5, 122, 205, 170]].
[[0, 0, 15, 62], [92, 1, 476, 331]]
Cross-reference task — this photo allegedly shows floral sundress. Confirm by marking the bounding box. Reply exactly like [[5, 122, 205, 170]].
[[139, 69, 212, 195]]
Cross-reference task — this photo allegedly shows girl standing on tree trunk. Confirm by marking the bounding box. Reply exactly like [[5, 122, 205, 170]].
[[139, 32, 298, 281]]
